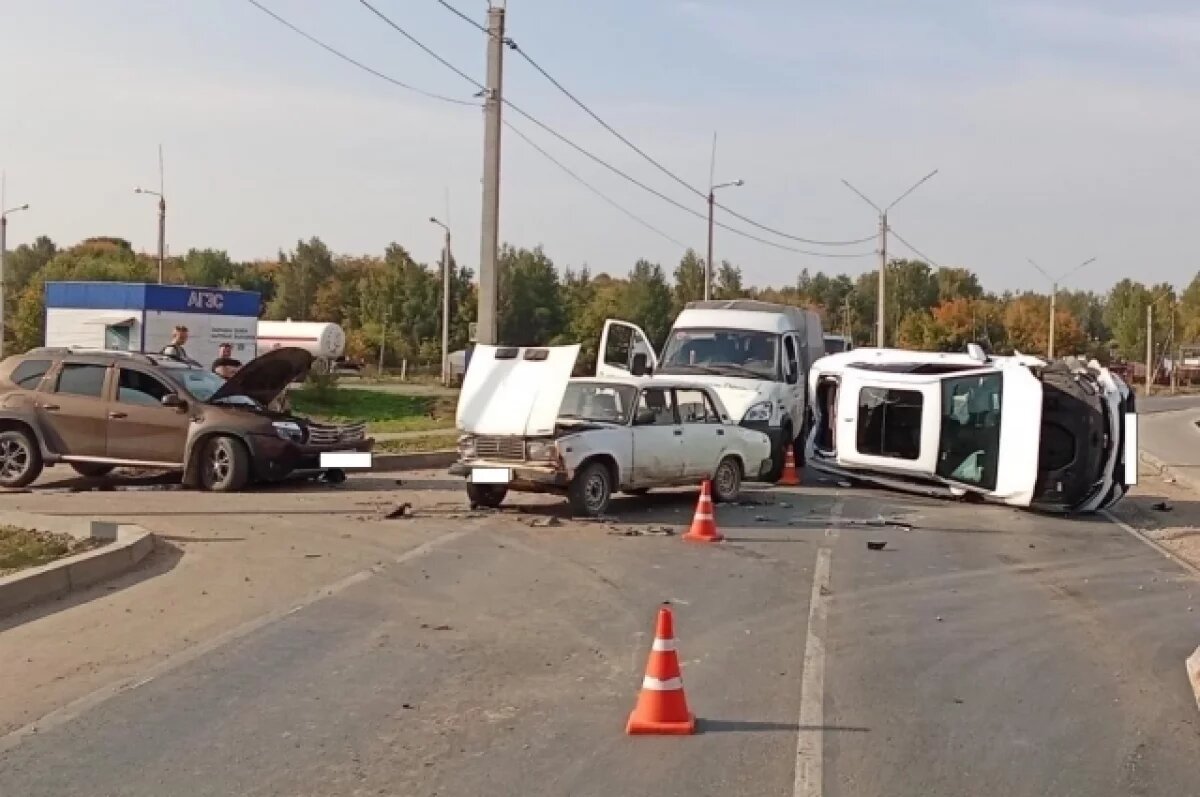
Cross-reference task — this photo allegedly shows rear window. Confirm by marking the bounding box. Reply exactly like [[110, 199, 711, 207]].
[[11, 359, 51, 389], [55, 364, 107, 398], [857, 387, 923, 460]]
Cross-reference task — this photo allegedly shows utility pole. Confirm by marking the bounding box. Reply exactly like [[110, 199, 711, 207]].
[[1146, 303, 1153, 396], [431, 217, 452, 386], [1027, 256, 1097, 360], [1, 173, 31, 360], [134, 145, 167, 284], [476, 3, 505, 346], [703, 133, 743, 301], [841, 170, 938, 348]]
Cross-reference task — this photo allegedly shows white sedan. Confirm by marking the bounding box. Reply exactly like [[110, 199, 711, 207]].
[[450, 344, 773, 517], [805, 344, 1136, 513]]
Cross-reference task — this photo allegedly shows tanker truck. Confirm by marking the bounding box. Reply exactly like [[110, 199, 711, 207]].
[[256, 320, 360, 375]]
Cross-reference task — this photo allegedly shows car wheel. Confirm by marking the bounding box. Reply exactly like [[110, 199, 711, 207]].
[[0, 429, 43, 488], [70, 462, 115, 478], [200, 436, 251, 492], [712, 456, 743, 503], [466, 482, 507, 509], [568, 461, 612, 517], [762, 428, 790, 483]]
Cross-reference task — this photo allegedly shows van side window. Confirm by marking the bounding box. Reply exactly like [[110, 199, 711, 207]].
[[783, 336, 800, 384]]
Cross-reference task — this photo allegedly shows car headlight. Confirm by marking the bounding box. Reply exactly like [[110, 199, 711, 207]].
[[742, 401, 772, 424], [458, 435, 477, 459], [526, 439, 556, 461], [272, 420, 304, 443]]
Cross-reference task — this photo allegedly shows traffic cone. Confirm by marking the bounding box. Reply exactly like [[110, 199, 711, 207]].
[[626, 604, 695, 735], [777, 447, 802, 486], [682, 480, 723, 543]]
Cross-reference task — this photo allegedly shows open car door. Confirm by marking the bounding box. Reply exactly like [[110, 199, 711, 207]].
[[597, 320, 658, 379]]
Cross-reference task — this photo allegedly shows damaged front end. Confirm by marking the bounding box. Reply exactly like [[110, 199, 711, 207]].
[[449, 431, 572, 493]]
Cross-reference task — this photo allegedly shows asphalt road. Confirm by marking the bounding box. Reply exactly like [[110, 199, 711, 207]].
[[1, 476, 1198, 796]]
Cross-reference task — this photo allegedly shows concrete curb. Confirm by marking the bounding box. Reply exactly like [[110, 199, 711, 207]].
[[1188, 646, 1200, 715], [370, 450, 457, 472], [1139, 449, 1200, 496], [0, 524, 156, 617]]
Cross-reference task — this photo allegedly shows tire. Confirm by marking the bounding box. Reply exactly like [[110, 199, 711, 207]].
[[466, 483, 507, 509], [70, 462, 115, 478], [199, 435, 251, 492], [568, 460, 613, 517], [762, 425, 792, 483], [0, 429, 43, 488], [712, 456, 743, 503]]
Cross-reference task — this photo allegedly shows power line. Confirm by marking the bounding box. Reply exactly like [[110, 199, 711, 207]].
[[888, 227, 941, 269], [505, 120, 688, 249], [433, 0, 489, 35], [244, 0, 477, 106], [363, 0, 874, 258], [431, 0, 876, 247]]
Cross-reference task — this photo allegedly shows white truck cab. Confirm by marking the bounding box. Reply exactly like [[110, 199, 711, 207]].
[[598, 299, 825, 481]]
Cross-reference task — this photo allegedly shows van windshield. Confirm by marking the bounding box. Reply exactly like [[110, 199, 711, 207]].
[[659, 328, 779, 380]]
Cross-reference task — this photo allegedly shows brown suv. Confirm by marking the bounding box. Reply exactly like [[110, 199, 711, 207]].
[[0, 346, 373, 491]]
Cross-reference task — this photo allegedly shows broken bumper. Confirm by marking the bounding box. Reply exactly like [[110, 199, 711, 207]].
[[449, 459, 570, 490]]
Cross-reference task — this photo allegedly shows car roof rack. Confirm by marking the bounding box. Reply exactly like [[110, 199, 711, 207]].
[[24, 346, 159, 365]]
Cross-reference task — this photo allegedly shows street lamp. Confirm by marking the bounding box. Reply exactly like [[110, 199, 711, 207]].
[[0, 200, 31, 360], [430, 216, 452, 386], [1027, 256, 1096, 359], [134, 186, 166, 284], [706, 178, 744, 301], [841, 170, 939, 347]]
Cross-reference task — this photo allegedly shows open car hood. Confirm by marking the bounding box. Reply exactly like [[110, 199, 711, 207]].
[[208, 347, 313, 406], [457, 344, 580, 436]]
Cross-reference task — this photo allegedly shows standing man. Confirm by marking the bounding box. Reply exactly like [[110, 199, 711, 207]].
[[211, 342, 241, 378], [160, 325, 201, 366]]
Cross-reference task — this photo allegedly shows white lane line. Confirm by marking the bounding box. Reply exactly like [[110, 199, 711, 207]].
[[0, 528, 470, 754], [794, 500, 841, 797]]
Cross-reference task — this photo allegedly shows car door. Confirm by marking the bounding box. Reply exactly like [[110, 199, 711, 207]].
[[597, 320, 658, 379], [106, 367, 190, 465], [781, 333, 805, 432], [629, 387, 684, 484], [675, 388, 726, 479], [834, 370, 940, 476], [35, 361, 111, 458]]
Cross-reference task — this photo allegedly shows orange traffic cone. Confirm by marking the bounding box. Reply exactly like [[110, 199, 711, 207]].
[[626, 604, 695, 735], [682, 480, 723, 543], [777, 447, 802, 486]]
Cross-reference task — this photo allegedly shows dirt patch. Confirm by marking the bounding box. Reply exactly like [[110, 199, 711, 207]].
[[1111, 476, 1200, 571], [0, 526, 100, 576]]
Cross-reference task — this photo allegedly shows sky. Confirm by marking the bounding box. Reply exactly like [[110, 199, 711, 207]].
[[1, 0, 1197, 295]]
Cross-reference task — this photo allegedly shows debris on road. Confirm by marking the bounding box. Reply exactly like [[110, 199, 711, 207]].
[[420, 623, 452, 631], [1152, 501, 1174, 512], [526, 516, 561, 528], [847, 515, 914, 531], [867, 540, 887, 551], [380, 503, 413, 519]]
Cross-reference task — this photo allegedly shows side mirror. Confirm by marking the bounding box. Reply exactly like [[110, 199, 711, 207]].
[[634, 408, 656, 426], [162, 394, 186, 409], [630, 352, 649, 377]]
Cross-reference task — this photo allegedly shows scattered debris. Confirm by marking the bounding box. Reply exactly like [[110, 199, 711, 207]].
[[953, 698, 964, 704], [419, 623, 453, 631], [754, 515, 770, 523], [607, 525, 675, 537], [819, 585, 832, 597], [848, 516, 914, 531], [304, 553, 322, 559], [380, 503, 413, 519], [1152, 501, 1173, 512], [401, 703, 415, 710], [526, 517, 561, 528], [838, 481, 853, 488], [777, 501, 792, 509], [866, 540, 887, 551], [936, 616, 944, 622]]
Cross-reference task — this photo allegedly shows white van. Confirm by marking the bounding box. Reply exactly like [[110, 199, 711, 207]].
[[597, 299, 825, 481]]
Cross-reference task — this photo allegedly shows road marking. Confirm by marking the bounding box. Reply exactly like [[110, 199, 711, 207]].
[[1102, 509, 1200, 580], [0, 528, 470, 754], [794, 500, 841, 797]]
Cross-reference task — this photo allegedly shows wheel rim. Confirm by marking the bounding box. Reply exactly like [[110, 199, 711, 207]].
[[584, 470, 608, 512], [0, 438, 30, 481], [716, 461, 738, 497], [208, 443, 231, 484]]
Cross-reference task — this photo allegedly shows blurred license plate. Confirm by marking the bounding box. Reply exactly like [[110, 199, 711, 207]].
[[470, 468, 511, 484]]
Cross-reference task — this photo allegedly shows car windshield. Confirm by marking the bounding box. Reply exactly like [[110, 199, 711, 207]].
[[935, 372, 1002, 491], [163, 368, 236, 403], [558, 382, 637, 424], [658, 328, 779, 379]]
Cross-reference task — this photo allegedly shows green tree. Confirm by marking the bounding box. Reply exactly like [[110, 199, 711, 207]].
[[498, 244, 563, 345], [714, 260, 744, 299], [672, 249, 706, 310], [267, 237, 335, 320], [624, 260, 673, 346], [3, 235, 58, 293], [936, 267, 983, 303], [179, 249, 237, 287]]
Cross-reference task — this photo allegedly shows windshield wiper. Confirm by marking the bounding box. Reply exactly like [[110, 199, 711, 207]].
[[705, 362, 767, 378], [658, 363, 725, 375]]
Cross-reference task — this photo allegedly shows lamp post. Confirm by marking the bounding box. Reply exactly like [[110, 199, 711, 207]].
[[841, 170, 939, 347], [134, 186, 166, 284], [0, 199, 31, 360], [706, 179, 744, 300], [1027, 256, 1097, 359], [430, 217, 452, 386]]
